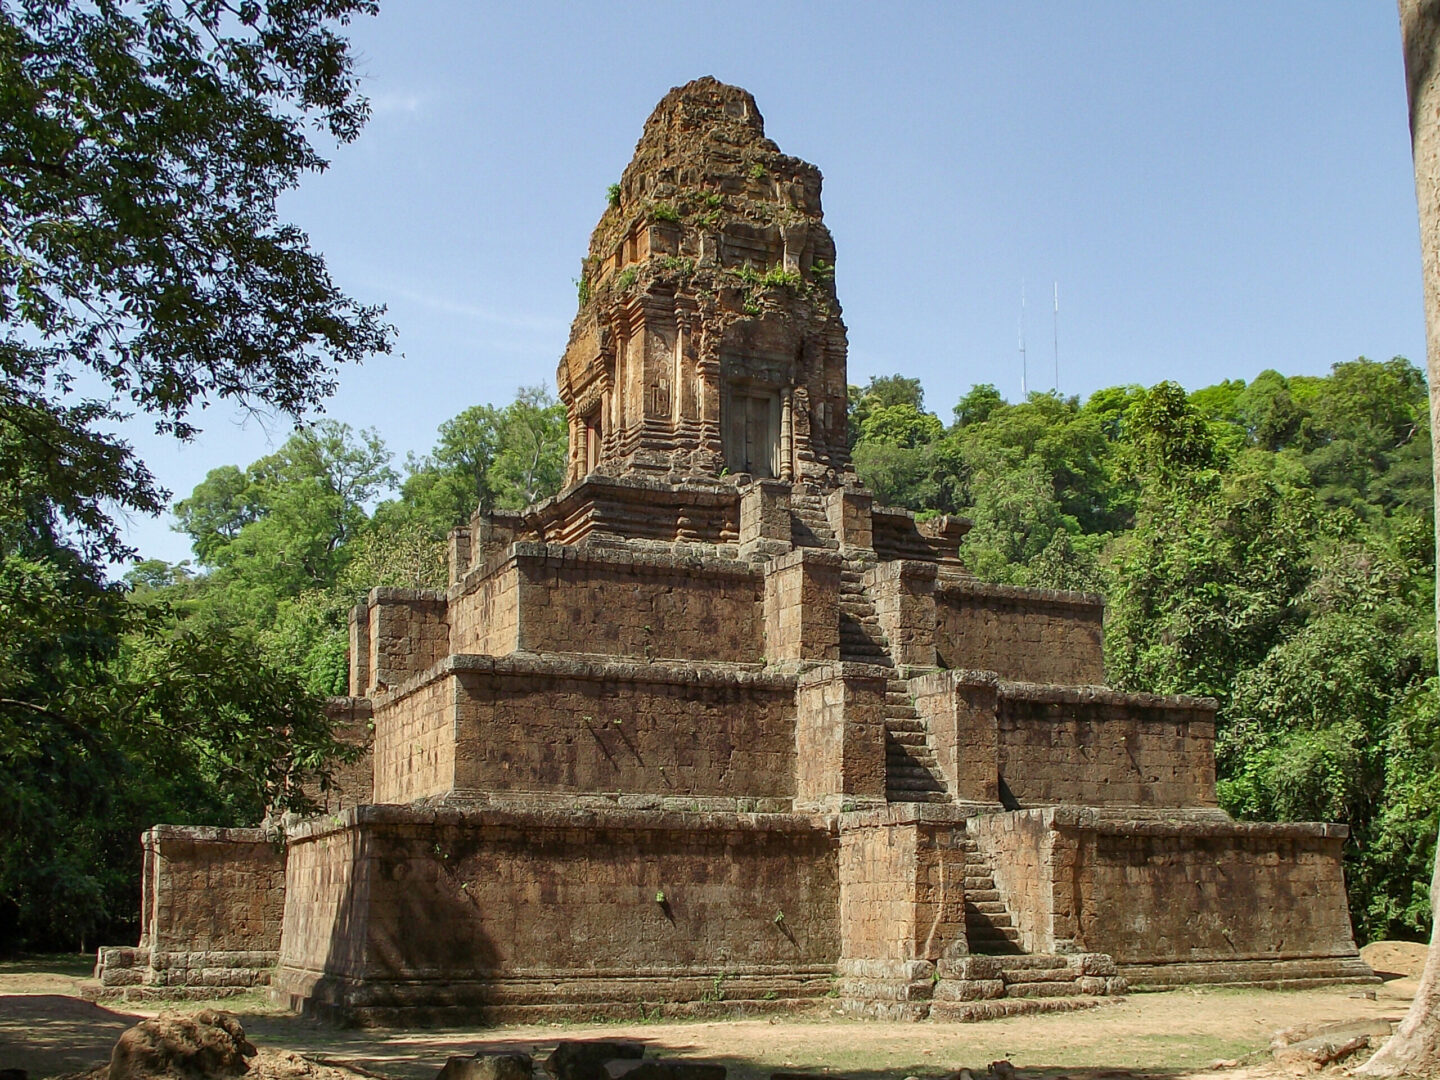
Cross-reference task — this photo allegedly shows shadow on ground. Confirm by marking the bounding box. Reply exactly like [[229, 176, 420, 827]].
[[0, 995, 142, 1077]]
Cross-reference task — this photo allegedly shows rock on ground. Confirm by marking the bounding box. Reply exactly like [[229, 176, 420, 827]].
[[109, 1010, 255, 1080]]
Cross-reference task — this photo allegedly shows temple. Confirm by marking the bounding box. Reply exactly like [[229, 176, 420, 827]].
[[94, 78, 1373, 1024]]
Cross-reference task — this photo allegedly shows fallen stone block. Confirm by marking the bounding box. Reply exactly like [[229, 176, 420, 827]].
[[548, 1042, 645, 1080], [108, 1009, 255, 1080], [1270, 1019, 1392, 1052], [438, 1052, 534, 1080]]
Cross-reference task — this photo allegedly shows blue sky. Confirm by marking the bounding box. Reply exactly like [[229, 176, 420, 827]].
[[116, 2, 1424, 566]]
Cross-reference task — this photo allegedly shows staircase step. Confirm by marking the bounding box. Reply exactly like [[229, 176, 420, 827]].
[[970, 901, 1009, 916], [887, 776, 947, 792], [888, 731, 928, 747], [887, 790, 952, 804], [966, 925, 1023, 943], [886, 726, 926, 740], [965, 888, 1000, 903]]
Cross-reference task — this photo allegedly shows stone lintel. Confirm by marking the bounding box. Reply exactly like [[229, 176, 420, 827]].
[[372, 651, 797, 709], [143, 825, 275, 845], [284, 801, 837, 843], [998, 681, 1218, 713], [936, 578, 1105, 610]]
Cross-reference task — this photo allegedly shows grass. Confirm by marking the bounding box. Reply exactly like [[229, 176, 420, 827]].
[[0, 953, 94, 977]]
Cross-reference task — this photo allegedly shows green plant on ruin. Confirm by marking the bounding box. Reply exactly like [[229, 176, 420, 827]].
[[575, 275, 591, 307], [616, 267, 638, 290], [704, 192, 723, 209], [700, 973, 727, 1003], [810, 259, 835, 282], [650, 201, 681, 223], [761, 266, 802, 289], [696, 209, 722, 228], [748, 162, 766, 181], [607, 182, 622, 208], [660, 256, 695, 276]]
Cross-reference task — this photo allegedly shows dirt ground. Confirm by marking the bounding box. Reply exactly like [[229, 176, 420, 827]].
[[0, 953, 1425, 1080]]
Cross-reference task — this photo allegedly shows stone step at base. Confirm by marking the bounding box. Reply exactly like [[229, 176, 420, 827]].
[[887, 778, 947, 794], [929, 996, 1110, 1022], [887, 791, 953, 804], [888, 731, 928, 747], [965, 888, 1000, 903], [969, 901, 1010, 917], [1120, 955, 1379, 991]]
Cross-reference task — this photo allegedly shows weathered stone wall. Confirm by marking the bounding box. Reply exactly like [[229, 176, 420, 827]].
[[371, 673, 455, 804], [448, 560, 521, 656], [971, 809, 1362, 971], [361, 588, 449, 694], [865, 560, 937, 668], [95, 826, 286, 995], [911, 670, 1000, 805], [914, 675, 1215, 810], [142, 827, 285, 955], [969, 810, 1061, 955], [1067, 817, 1360, 966], [451, 658, 796, 804], [934, 581, 1104, 684], [447, 544, 762, 663], [274, 805, 839, 1023], [838, 807, 967, 963], [997, 685, 1217, 809], [319, 697, 374, 812], [371, 655, 798, 807], [795, 664, 887, 811], [763, 549, 840, 664]]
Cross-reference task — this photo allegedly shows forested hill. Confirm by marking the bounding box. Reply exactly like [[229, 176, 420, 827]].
[[5, 359, 1436, 953]]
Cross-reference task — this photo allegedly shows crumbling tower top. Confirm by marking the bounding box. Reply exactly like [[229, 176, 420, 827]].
[[558, 77, 850, 487]]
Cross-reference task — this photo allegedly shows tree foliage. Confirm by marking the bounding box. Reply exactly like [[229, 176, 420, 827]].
[[0, 0, 387, 952]]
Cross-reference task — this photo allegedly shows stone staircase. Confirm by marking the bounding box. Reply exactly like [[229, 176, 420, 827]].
[[787, 483, 951, 805], [960, 836, 1025, 954], [837, 563, 891, 665], [789, 489, 839, 550], [883, 678, 949, 803]]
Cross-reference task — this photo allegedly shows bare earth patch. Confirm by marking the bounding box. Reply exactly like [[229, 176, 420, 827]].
[[0, 958, 1419, 1080]]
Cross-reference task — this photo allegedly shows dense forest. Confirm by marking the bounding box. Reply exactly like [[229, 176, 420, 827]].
[[4, 358, 1438, 955]]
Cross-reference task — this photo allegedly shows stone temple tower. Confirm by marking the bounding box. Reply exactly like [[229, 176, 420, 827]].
[[558, 77, 850, 486], [94, 77, 1371, 1025]]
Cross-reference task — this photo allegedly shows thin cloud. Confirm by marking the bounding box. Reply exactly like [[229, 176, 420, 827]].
[[390, 285, 568, 336], [369, 90, 426, 115]]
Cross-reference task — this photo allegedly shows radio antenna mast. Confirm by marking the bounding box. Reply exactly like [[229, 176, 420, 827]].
[[1052, 281, 1059, 393], [1019, 280, 1028, 398]]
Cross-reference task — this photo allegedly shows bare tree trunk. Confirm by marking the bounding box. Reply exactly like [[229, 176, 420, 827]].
[[1357, 2, 1440, 1073]]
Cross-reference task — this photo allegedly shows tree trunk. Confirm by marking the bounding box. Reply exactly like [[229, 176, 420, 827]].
[[1357, 2, 1440, 1072]]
